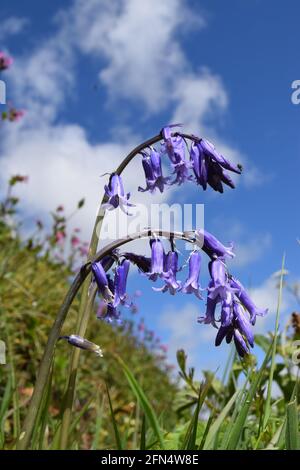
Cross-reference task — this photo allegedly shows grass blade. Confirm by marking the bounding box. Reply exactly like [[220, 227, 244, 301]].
[[115, 354, 164, 449], [140, 415, 146, 450], [203, 390, 239, 449], [286, 398, 300, 449], [262, 255, 285, 430], [106, 383, 123, 450], [226, 341, 273, 449], [91, 392, 105, 450], [0, 374, 12, 449], [182, 375, 213, 450]]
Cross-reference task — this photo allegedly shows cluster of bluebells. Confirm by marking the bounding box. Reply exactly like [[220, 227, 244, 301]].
[[89, 125, 265, 358], [102, 125, 242, 213], [91, 230, 267, 357]]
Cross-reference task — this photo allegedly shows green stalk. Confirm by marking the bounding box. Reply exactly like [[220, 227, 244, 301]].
[[262, 254, 285, 430], [59, 285, 97, 448]]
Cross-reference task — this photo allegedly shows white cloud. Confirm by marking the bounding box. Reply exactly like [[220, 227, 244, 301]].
[[0, 16, 29, 40], [246, 273, 298, 334], [228, 233, 272, 268], [171, 69, 228, 134], [0, 0, 263, 244], [0, 122, 176, 243], [8, 35, 75, 124], [63, 0, 205, 112]]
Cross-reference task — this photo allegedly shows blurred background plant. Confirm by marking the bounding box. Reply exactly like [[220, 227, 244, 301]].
[[0, 178, 178, 449]]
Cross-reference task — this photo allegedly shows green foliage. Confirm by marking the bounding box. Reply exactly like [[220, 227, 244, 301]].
[[0, 184, 177, 449]]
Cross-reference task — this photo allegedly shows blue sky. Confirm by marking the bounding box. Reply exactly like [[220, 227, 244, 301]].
[[0, 0, 299, 373]]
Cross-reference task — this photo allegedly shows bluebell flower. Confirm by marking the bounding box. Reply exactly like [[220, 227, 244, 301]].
[[103, 173, 135, 214], [196, 230, 235, 259], [198, 294, 218, 327], [208, 258, 237, 301], [190, 138, 241, 193], [161, 125, 191, 185], [122, 252, 151, 274], [97, 300, 122, 323], [213, 296, 255, 356], [200, 139, 242, 175], [91, 261, 114, 303], [148, 238, 166, 281], [190, 142, 208, 190], [181, 251, 203, 299], [230, 277, 268, 325], [233, 301, 254, 347], [138, 149, 170, 193], [215, 324, 250, 357], [59, 335, 103, 356], [154, 251, 181, 295], [113, 259, 130, 307]]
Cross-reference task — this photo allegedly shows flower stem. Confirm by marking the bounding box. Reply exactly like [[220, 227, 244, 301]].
[[58, 284, 97, 449]]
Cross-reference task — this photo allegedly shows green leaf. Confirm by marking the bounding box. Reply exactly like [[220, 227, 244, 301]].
[[106, 383, 123, 450], [286, 398, 300, 449], [182, 375, 213, 450], [140, 415, 146, 450], [203, 390, 239, 449], [115, 354, 164, 449], [262, 255, 285, 430], [91, 392, 105, 450], [226, 341, 273, 449]]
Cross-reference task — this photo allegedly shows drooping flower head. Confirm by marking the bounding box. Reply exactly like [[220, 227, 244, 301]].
[[200, 139, 242, 174], [181, 251, 203, 299], [103, 173, 134, 214], [190, 142, 208, 190], [230, 277, 268, 325], [161, 125, 191, 185], [113, 259, 130, 306], [59, 335, 103, 356], [215, 324, 250, 357], [139, 148, 169, 193], [122, 252, 151, 274], [96, 300, 121, 323], [91, 261, 114, 303], [190, 138, 242, 193], [214, 300, 254, 358], [154, 250, 181, 295], [197, 230, 235, 259], [208, 258, 237, 301], [148, 238, 165, 281]]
